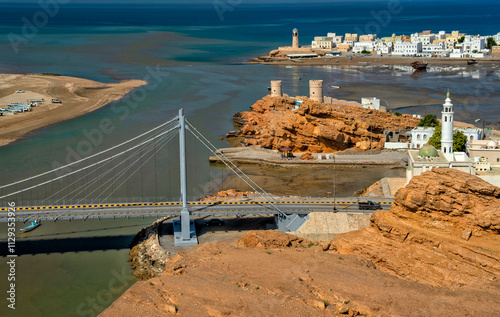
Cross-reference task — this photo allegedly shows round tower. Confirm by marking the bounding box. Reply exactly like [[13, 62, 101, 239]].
[[441, 90, 454, 161], [270, 80, 282, 97], [292, 28, 299, 48], [309, 80, 324, 103]]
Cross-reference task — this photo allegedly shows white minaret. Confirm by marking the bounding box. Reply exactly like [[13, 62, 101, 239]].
[[441, 90, 454, 161]]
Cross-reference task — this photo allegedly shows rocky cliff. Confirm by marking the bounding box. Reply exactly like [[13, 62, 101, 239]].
[[231, 96, 419, 152], [325, 168, 500, 289], [101, 169, 500, 316]]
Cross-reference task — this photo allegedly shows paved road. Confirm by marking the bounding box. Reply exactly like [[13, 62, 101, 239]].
[[0, 198, 392, 222]]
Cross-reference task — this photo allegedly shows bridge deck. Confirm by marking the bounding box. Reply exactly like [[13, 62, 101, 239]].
[[0, 198, 392, 222]]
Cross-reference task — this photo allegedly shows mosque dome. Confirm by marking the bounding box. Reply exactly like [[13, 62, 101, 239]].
[[418, 145, 439, 158], [487, 140, 498, 148]]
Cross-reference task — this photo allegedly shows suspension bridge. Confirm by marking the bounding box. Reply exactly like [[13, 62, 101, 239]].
[[0, 109, 392, 245]]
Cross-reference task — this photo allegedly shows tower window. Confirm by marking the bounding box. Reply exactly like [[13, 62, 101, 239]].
[[444, 148, 447, 153], [444, 116, 447, 122]]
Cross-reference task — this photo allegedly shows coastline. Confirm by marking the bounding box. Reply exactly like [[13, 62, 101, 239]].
[[0, 74, 147, 147], [249, 54, 500, 67]]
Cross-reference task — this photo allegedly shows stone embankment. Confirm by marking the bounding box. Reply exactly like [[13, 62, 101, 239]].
[[128, 217, 171, 280], [229, 95, 419, 153], [294, 212, 371, 241]]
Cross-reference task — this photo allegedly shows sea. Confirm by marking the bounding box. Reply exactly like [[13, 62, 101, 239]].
[[0, 1, 499, 316]]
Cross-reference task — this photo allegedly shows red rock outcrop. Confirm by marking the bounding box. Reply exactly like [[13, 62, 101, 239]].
[[232, 95, 419, 152], [325, 168, 500, 288]]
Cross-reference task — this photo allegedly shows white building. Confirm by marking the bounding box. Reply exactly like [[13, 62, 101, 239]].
[[375, 41, 392, 54], [311, 36, 334, 49], [411, 33, 436, 45], [361, 97, 381, 110], [327, 33, 343, 45], [410, 127, 434, 149], [352, 41, 375, 53], [393, 42, 422, 56], [441, 92, 454, 161]]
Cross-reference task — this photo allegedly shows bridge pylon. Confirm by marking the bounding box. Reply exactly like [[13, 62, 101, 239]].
[[173, 108, 198, 246]]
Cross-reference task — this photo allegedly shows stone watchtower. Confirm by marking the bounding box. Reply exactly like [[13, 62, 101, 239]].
[[441, 90, 454, 161], [270, 80, 282, 97], [292, 28, 299, 48], [309, 80, 323, 103]]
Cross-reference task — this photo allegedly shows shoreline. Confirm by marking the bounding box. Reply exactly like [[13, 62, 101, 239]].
[[0, 74, 147, 147], [210, 147, 408, 167], [249, 54, 500, 67]]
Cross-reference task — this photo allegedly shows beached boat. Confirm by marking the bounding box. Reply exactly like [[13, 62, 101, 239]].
[[467, 59, 477, 65], [20, 220, 41, 233], [411, 61, 428, 70], [330, 85, 341, 89]]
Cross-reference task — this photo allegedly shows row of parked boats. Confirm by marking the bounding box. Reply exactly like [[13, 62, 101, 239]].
[[0, 101, 37, 116]]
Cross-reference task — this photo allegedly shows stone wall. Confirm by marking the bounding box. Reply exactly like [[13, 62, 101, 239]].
[[293, 211, 371, 241]]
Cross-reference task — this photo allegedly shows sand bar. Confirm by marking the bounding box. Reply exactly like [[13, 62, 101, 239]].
[[0, 74, 147, 146]]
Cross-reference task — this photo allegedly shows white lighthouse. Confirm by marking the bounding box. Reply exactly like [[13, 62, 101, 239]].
[[441, 90, 454, 161]]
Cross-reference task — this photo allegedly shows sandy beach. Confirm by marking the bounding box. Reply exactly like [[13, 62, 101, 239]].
[[0, 74, 146, 146]]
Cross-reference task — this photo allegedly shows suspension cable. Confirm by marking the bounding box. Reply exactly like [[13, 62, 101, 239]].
[[0, 116, 179, 190], [0, 124, 179, 199], [186, 120, 285, 216]]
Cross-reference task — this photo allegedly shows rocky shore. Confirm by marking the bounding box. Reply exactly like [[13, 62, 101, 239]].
[[102, 169, 500, 316]]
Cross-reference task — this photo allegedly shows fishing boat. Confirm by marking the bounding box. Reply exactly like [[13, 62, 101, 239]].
[[330, 85, 341, 89], [411, 61, 428, 70], [20, 220, 41, 233], [467, 59, 477, 65]]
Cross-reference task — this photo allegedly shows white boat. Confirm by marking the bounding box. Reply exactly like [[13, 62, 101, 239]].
[[286, 65, 294, 68]]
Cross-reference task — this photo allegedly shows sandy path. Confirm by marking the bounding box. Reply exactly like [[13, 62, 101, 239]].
[[0, 74, 146, 146]]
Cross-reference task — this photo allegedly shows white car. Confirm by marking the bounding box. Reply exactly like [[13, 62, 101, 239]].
[[15, 90, 24, 93]]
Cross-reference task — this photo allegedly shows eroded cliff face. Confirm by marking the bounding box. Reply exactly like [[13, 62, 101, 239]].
[[326, 168, 500, 288], [232, 96, 419, 152], [101, 169, 500, 316]]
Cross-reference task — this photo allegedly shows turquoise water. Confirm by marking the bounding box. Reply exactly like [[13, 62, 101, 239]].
[[0, 2, 499, 316]]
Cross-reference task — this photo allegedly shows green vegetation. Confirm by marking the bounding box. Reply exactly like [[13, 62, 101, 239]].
[[338, 256, 344, 260], [418, 114, 439, 127], [457, 36, 465, 43], [323, 300, 330, 308], [361, 49, 371, 54], [472, 50, 478, 54], [427, 125, 468, 151], [487, 37, 498, 49], [393, 111, 402, 117]]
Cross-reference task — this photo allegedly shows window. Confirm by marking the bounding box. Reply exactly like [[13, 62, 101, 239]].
[[444, 116, 447, 122], [444, 148, 447, 153], [417, 134, 421, 140]]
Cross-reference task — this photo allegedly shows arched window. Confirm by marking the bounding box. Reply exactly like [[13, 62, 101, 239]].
[[444, 148, 447, 153], [444, 116, 447, 122], [449, 147, 452, 153], [417, 134, 421, 140], [470, 135, 473, 141], [423, 135, 427, 140]]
